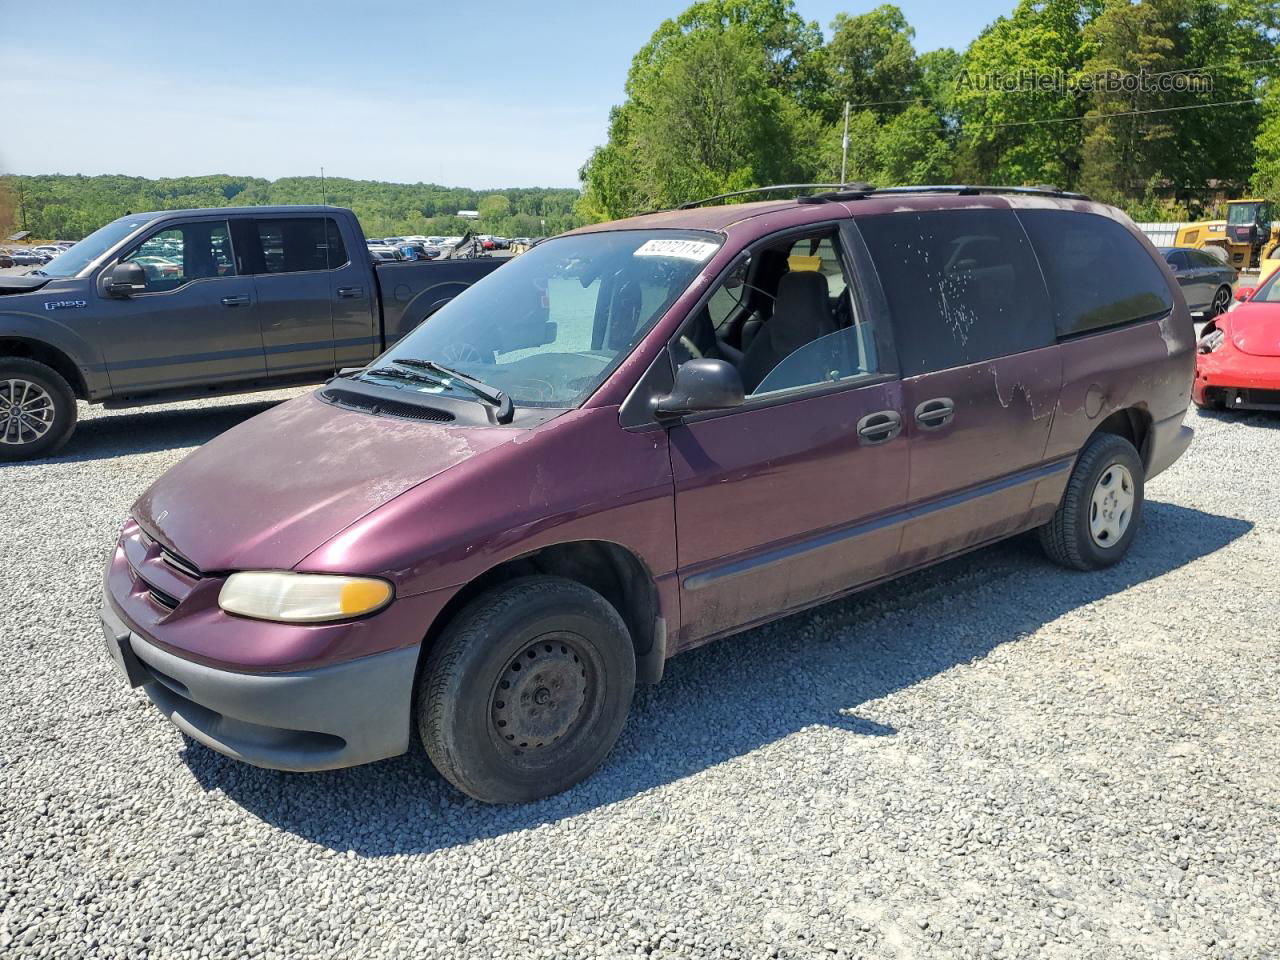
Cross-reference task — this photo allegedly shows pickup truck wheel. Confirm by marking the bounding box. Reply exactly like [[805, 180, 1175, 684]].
[[0, 359, 77, 461], [417, 575, 635, 804], [1039, 433, 1144, 571]]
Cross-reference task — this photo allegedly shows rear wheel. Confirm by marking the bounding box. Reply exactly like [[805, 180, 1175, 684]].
[[417, 576, 635, 804], [1210, 285, 1232, 317], [0, 358, 78, 461], [1040, 433, 1144, 570]]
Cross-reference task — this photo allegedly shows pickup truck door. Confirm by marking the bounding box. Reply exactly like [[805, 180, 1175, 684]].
[[240, 215, 376, 379], [97, 217, 265, 395]]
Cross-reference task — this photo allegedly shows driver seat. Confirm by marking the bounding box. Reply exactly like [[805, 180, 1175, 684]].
[[739, 271, 834, 393]]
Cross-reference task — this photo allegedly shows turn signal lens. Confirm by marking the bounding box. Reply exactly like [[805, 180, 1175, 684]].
[[218, 572, 394, 623]]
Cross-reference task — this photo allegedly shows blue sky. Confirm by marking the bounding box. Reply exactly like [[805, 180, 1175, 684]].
[[2, 0, 1013, 188]]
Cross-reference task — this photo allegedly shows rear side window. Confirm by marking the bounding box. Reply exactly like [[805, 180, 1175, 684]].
[[1018, 210, 1172, 337], [253, 217, 348, 273], [857, 209, 1054, 376]]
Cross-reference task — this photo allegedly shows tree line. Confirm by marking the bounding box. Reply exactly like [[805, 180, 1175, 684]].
[[578, 0, 1280, 222], [0, 174, 581, 242]]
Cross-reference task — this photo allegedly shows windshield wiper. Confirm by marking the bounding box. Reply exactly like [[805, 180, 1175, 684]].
[[389, 358, 514, 423]]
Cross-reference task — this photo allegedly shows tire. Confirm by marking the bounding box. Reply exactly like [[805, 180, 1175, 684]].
[[1210, 285, 1232, 317], [417, 575, 636, 804], [1039, 433, 1144, 571], [0, 358, 78, 461]]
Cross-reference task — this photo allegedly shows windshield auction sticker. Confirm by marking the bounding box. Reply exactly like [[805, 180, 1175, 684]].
[[633, 238, 719, 262]]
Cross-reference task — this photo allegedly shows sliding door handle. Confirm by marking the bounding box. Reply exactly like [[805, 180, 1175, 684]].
[[857, 410, 902, 445], [914, 397, 955, 430]]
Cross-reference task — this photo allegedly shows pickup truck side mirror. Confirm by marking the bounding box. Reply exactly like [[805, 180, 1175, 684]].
[[653, 358, 744, 419], [1235, 286, 1254, 302], [104, 261, 147, 297]]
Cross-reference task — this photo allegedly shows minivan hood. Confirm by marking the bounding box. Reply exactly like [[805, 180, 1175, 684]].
[[0, 274, 52, 295], [1229, 304, 1280, 357], [133, 391, 521, 572]]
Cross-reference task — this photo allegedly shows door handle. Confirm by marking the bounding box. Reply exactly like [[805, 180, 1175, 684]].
[[856, 410, 902, 445], [914, 397, 955, 430], [220, 295, 250, 307], [336, 286, 365, 298]]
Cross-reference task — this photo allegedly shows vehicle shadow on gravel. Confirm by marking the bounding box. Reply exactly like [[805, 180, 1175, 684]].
[[182, 500, 1251, 856], [42, 400, 285, 464]]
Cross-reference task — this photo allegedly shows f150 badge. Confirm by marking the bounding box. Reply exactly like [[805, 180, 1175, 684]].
[[44, 300, 87, 311]]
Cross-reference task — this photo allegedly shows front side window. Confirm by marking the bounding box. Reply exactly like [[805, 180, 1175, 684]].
[[254, 218, 348, 273], [122, 221, 235, 293], [858, 209, 1054, 376], [673, 229, 883, 397], [368, 229, 721, 409], [1019, 210, 1173, 337]]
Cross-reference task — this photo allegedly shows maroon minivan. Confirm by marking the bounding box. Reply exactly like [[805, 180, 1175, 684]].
[[102, 186, 1194, 803]]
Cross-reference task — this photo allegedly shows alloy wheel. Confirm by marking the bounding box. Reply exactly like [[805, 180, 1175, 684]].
[[0, 379, 55, 446]]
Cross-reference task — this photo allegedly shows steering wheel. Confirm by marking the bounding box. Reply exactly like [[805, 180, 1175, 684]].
[[678, 335, 704, 360], [441, 342, 486, 364]]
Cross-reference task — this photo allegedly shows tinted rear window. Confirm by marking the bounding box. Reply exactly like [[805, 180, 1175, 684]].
[[857, 209, 1054, 376], [1018, 210, 1172, 337], [254, 217, 348, 273]]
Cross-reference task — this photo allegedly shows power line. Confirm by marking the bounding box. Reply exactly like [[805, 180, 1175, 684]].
[[981, 96, 1261, 130]]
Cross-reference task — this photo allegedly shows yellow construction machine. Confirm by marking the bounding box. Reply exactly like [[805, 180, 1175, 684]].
[[1175, 199, 1277, 273]]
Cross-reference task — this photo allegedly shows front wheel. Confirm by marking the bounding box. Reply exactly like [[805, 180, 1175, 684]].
[[417, 576, 636, 804], [0, 358, 78, 461], [1039, 433, 1145, 570]]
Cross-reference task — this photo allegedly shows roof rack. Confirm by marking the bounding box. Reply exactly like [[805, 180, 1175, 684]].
[[672, 182, 1089, 211]]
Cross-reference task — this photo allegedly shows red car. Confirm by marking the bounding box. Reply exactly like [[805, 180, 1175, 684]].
[[1195, 267, 1280, 412]]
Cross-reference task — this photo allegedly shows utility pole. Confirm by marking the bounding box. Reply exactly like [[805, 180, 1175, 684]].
[[320, 166, 327, 206], [840, 101, 851, 185]]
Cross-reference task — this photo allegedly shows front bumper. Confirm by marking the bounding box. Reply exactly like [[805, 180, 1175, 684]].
[[101, 599, 418, 772]]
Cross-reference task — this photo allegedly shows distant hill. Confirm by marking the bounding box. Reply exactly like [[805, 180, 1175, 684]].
[[0, 174, 582, 241]]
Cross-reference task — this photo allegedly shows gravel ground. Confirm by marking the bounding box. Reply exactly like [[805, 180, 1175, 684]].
[[1, 392, 1278, 960]]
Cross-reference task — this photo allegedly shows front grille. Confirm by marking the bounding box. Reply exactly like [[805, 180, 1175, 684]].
[[159, 547, 201, 580], [148, 585, 179, 610], [320, 387, 455, 424]]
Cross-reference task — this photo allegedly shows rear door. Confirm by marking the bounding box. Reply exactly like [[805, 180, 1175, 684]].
[[855, 206, 1063, 566], [242, 215, 375, 379], [98, 218, 264, 395]]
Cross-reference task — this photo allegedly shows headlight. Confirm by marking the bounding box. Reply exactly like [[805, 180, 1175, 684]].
[[218, 572, 394, 623], [1198, 328, 1225, 354]]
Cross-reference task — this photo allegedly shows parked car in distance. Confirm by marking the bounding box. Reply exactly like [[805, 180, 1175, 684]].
[[101, 185, 1194, 804], [0, 205, 505, 459], [0, 250, 13, 268], [368, 245, 404, 261], [397, 243, 439, 261], [9, 248, 48, 265], [1159, 246, 1236, 317], [1195, 267, 1280, 411]]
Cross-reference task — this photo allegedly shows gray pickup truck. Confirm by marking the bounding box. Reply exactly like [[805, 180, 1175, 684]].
[[0, 205, 506, 459]]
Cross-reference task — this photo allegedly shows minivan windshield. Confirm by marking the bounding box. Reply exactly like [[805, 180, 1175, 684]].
[[366, 229, 722, 409], [37, 216, 156, 278]]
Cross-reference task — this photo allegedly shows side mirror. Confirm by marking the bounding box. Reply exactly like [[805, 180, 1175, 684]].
[[105, 261, 146, 297], [1235, 287, 1254, 302], [653, 358, 744, 419]]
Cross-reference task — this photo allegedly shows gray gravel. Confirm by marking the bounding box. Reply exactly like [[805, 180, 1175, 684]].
[[2, 393, 1279, 959]]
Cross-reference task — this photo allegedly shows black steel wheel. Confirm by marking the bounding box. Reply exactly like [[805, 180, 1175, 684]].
[[417, 576, 635, 803]]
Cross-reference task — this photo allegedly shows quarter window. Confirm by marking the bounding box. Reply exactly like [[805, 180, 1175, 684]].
[[858, 209, 1054, 376], [122, 221, 235, 293], [254, 218, 348, 274], [1018, 210, 1173, 337]]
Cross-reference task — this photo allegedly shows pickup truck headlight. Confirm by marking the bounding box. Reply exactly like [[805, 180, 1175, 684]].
[[218, 572, 393, 623]]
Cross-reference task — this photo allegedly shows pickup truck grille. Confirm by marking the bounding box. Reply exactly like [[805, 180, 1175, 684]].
[[320, 387, 455, 424]]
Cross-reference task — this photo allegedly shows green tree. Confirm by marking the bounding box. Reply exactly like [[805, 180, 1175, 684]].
[[823, 5, 923, 121], [1254, 80, 1280, 198], [955, 0, 1094, 188]]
